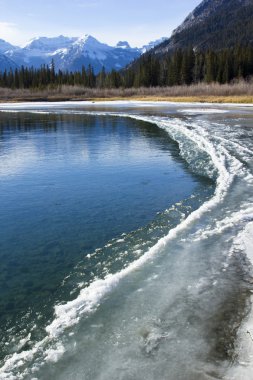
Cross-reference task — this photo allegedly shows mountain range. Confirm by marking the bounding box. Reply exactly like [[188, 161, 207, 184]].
[[0, 35, 167, 73], [1, 0, 253, 75]]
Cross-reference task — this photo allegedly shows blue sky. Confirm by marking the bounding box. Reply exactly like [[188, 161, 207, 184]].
[[0, 0, 201, 47]]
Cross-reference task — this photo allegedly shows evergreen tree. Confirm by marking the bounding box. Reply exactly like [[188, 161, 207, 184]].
[[1, 46, 253, 90]]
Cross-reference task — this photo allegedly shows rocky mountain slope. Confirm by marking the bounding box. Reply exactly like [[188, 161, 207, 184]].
[[153, 0, 253, 53]]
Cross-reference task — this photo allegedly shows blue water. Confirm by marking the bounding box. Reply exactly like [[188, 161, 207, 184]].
[[0, 111, 213, 365]]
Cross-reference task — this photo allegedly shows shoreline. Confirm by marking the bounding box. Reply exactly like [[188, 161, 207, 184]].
[[1, 98, 253, 109], [0, 95, 253, 104]]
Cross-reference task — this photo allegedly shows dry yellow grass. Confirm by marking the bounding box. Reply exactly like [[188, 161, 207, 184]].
[[0, 82, 253, 104], [88, 96, 253, 104]]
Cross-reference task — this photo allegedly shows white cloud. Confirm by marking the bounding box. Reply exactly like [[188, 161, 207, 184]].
[[0, 21, 20, 44]]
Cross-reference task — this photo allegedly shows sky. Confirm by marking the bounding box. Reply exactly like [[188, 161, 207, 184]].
[[0, 0, 201, 47]]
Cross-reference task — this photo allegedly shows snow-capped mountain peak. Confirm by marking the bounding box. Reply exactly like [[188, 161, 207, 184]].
[[1, 34, 168, 73], [0, 39, 17, 54], [72, 35, 111, 51], [23, 35, 77, 51]]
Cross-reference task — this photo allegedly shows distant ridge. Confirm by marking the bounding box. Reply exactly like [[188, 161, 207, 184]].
[[0, 35, 167, 73]]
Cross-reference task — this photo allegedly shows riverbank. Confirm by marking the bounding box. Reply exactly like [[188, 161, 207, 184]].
[[0, 82, 253, 104]]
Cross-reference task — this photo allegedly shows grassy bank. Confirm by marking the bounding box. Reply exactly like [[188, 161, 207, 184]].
[[0, 82, 253, 103]]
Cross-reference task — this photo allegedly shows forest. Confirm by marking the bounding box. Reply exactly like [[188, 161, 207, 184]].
[[0, 46, 253, 90]]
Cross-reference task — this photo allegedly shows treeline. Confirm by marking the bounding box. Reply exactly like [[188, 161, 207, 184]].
[[126, 46, 253, 87], [0, 46, 253, 89]]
